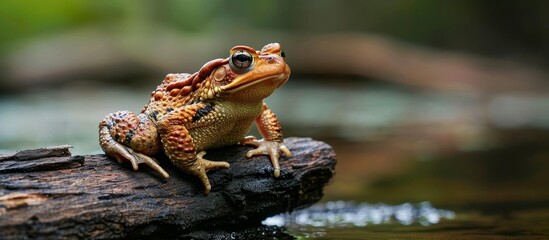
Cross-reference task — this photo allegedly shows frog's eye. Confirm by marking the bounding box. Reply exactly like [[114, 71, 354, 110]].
[[281, 50, 285, 58], [229, 50, 253, 71]]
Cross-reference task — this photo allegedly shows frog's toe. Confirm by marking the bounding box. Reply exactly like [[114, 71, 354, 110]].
[[105, 142, 169, 179], [190, 151, 230, 195], [245, 140, 292, 177], [197, 151, 231, 172], [279, 144, 292, 157], [129, 149, 170, 179], [240, 135, 259, 147]]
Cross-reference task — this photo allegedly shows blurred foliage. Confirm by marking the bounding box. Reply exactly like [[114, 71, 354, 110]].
[[1, 0, 547, 64]]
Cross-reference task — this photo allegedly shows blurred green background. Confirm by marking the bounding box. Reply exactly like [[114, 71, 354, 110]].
[[1, 0, 549, 238]]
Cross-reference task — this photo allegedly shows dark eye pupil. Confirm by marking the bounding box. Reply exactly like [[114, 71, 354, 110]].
[[231, 51, 252, 69], [281, 51, 285, 58], [234, 54, 250, 65]]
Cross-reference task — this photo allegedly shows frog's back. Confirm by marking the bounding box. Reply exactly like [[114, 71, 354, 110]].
[[142, 73, 196, 121]]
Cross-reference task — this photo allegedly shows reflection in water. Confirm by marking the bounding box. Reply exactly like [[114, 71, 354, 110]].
[[263, 201, 454, 228]]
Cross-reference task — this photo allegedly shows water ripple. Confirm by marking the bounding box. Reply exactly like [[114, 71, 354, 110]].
[[263, 201, 455, 228]]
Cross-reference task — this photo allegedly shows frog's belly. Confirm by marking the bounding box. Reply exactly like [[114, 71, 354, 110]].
[[189, 117, 255, 151]]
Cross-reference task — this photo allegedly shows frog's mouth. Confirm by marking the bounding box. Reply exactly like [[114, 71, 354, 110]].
[[223, 73, 290, 93], [224, 60, 291, 93]]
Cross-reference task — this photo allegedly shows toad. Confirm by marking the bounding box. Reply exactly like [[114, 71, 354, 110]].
[[99, 43, 291, 194]]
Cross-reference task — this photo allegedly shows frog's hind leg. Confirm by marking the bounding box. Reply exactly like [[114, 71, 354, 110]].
[[99, 110, 169, 178]]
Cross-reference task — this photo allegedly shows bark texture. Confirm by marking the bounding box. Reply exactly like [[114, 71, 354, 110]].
[[0, 137, 336, 239]]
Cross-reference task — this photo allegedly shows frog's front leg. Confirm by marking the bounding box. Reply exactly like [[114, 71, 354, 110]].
[[157, 106, 230, 194], [242, 103, 292, 177]]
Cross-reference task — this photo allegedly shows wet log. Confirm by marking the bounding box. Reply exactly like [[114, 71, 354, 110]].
[[0, 137, 336, 239]]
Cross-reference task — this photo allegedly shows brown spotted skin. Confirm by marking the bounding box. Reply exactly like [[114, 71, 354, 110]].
[[99, 43, 292, 194]]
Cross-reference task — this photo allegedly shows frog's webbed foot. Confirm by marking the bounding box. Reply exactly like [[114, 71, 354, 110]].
[[104, 141, 169, 179], [186, 151, 230, 194], [241, 136, 292, 177]]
